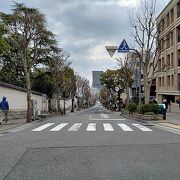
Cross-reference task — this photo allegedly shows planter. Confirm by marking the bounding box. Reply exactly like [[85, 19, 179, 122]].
[[121, 111, 163, 121]]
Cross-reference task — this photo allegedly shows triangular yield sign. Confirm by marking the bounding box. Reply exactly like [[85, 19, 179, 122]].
[[105, 46, 117, 57]]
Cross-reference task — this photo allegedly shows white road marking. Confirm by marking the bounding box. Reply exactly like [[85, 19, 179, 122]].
[[118, 124, 133, 131], [68, 123, 82, 131], [32, 123, 54, 131], [90, 119, 126, 121], [87, 123, 96, 131], [100, 114, 104, 119], [104, 114, 109, 119], [103, 123, 114, 131], [50, 123, 68, 131], [132, 124, 153, 132]]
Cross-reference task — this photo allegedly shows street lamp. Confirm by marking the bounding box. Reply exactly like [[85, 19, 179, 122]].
[[105, 39, 142, 109]]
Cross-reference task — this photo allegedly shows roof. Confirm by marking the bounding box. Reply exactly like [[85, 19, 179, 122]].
[[0, 81, 46, 96], [156, 0, 177, 21]]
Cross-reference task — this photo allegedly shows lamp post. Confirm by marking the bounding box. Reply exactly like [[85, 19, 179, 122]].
[[105, 40, 142, 109]]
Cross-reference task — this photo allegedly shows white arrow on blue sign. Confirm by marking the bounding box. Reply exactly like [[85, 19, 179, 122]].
[[118, 39, 129, 53]]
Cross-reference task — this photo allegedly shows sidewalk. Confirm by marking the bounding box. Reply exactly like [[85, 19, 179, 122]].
[[151, 112, 180, 130], [0, 118, 26, 133], [0, 110, 75, 133]]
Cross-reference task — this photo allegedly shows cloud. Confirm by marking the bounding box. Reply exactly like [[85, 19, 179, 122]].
[[0, 0, 171, 85]]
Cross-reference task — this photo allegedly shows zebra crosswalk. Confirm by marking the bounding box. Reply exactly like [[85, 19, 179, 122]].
[[31, 123, 153, 132]]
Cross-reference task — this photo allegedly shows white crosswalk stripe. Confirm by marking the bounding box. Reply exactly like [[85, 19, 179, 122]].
[[103, 123, 114, 131], [87, 123, 96, 131], [132, 124, 153, 132], [118, 124, 133, 131], [68, 123, 82, 131], [32, 123, 153, 132], [32, 123, 54, 131], [50, 123, 68, 131]]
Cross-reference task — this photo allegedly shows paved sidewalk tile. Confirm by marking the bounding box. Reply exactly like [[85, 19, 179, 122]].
[[158, 122, 180, 130]]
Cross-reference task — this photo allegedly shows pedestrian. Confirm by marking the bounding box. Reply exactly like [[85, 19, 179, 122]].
[[162, 99, 168, 110], [0, 96, 9, 123]]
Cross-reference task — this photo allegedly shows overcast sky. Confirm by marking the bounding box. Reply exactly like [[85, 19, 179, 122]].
[[0, 0, 170, 85]]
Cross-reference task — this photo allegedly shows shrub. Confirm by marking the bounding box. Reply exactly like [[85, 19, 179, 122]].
[[126, 102, 137, 113], [140, 104, 159, 115]]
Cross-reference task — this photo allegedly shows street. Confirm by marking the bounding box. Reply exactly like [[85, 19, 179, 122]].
[[0, 104, 179, 180]]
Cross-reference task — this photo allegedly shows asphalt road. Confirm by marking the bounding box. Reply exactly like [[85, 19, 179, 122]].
[[0, 104, 180, 180]]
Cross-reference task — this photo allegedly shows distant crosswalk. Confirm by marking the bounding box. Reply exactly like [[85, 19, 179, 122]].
[[31, 123, 153, 132]]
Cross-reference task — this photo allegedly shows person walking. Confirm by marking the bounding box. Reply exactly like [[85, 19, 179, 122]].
[[0, 97, 9, 123]]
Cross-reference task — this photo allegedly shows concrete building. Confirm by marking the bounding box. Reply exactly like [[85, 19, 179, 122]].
[[156, 0, 180, 112]]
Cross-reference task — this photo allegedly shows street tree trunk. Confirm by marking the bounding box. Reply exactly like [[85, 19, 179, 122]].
[[143, 68, 150, 104], [71, 98, 74, 112], [24, 61, 32, 123]]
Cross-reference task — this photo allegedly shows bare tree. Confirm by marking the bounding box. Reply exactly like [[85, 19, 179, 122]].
[[130, 0, 158, 104], [48, 51, 71, 113], [116, 57, 134, 104], [76, 75, 92, 108]]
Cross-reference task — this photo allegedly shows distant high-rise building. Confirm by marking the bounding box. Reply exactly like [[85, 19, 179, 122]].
[[92, 71, 103, 89]]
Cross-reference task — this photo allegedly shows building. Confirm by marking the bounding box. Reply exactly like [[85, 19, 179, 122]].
[[92, 71, 103, 89], [156, 0, 180, 112]]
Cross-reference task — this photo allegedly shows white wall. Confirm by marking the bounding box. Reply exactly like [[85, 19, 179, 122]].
[[0, 86, 47, 112]]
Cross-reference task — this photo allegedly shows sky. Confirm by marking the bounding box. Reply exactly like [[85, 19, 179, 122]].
[[0, 0, 170, 85]]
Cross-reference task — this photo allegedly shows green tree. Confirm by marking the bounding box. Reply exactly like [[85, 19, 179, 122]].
[[0, 3, 58, 122], [31, 70, 56, 98], [100, 69, 124, 111]]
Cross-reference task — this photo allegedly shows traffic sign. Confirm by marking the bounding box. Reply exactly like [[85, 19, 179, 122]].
[[105, 46, 117, 57], [118, 39, 129, 53]]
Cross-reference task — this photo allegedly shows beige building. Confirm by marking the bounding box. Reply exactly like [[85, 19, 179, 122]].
[[156, 0, 180, 111]]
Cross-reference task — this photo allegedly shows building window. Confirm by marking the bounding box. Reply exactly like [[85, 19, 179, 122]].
[[171, 75, 174, 86], [167, 54, 170, 70], [177, 2, 180, 18], [166, 13, 170, 27], [162, 77, 164, 87], [158, 59, 161, 71], [170, 8, 174, 23], [162, 57, 165, 70], [167, 75, 170, 86], [159, 77, 161, 87], [170, 31, 173, 46], [166, 34, 170, 48], [171, 53, 174, 69], [161, 19, 165, 32]]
